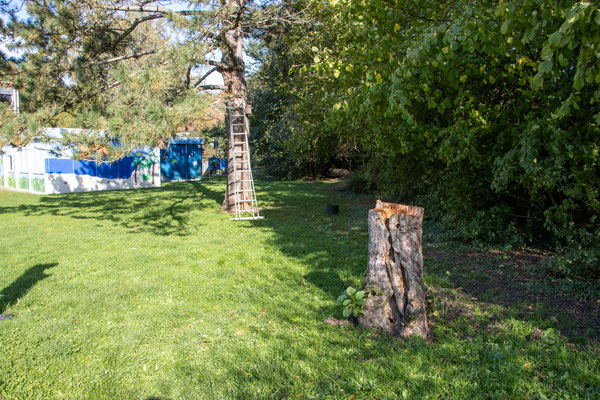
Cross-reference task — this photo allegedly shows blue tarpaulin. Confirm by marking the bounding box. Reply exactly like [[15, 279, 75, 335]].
[[46, 157, 137, 179]]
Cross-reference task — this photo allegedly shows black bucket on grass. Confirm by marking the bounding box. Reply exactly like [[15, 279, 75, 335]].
[[326, 204, 339, 215]]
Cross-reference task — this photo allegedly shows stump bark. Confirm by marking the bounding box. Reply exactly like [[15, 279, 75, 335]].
[[357, 200, 430, 338]]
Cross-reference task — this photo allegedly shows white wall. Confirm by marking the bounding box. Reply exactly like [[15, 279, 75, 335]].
[[1, 142, 161, 195]]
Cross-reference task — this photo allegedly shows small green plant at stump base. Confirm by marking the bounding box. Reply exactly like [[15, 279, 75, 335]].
[[337, 286, 365, 318]]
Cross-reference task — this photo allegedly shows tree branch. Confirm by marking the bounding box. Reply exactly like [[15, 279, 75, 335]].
[[199, 84, 226, 91], [194, 67, 218, 87], [61, 81, 122, 113], [89, 50, 157, 66], [206, 59, 231, 70], [204, 31, 221, 41], [113, 5, 207, 16], [111, 14, 164, 51]]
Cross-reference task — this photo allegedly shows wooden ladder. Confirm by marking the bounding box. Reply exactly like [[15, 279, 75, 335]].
[[227, 103, 263, 220]]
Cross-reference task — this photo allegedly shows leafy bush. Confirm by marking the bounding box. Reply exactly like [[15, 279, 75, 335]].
[[252, 0, 600, 280]]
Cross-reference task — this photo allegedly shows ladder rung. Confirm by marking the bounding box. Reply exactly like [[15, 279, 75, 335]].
[[228, 104, 261, 220]]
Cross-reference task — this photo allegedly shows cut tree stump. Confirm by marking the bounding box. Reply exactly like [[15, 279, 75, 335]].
[[357, 200, 430, 339]]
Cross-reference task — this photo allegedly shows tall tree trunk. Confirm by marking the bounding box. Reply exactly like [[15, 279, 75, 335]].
[[218, 0, 251, 212], [358, 200, 430, 339]]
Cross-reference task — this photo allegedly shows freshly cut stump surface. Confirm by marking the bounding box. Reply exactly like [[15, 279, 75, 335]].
[[358, 200, 429, 339]]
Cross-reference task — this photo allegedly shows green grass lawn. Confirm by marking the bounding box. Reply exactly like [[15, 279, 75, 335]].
[[0, 174, 599, 399]]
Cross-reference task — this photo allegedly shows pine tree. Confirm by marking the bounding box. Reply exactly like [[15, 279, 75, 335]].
[[0, 0, 304, 211]]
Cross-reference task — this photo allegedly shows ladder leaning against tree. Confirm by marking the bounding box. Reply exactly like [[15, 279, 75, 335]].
[[227, 102, 263, 220]]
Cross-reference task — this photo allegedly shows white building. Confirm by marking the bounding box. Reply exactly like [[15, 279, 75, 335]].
[[0, 129, 161, 194]]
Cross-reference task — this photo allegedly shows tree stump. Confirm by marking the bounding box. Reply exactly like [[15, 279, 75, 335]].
[[357, 200, 430, 339]]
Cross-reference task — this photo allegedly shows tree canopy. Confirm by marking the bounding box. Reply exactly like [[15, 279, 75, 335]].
[[0, 0, 301, 155], [250, 0, 600, 276]]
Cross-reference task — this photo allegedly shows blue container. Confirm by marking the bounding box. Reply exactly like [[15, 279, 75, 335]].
[[160, 137, 204, 181]]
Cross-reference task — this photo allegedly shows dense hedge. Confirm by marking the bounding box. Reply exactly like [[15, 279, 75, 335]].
[[250, 0, 600, 279]]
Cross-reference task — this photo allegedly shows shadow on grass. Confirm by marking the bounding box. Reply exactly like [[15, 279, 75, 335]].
[[0, 180, 225, 236], [164, 319, 599, 399], [423, 245, 600, 344], [181, 176, 600, 398], [246, 174, 600, 346], [244, 176, 374, 319], [1, 172, 597, 346], [0, 263, 57, 314]]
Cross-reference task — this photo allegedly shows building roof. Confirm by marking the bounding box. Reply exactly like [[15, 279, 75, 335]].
[[170, 137, 204, 145]]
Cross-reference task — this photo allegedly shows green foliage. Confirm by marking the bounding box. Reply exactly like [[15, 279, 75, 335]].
[[0, 1, 216, 156], [253, 0, 600, 278], [248, 0, 360, 178], [0, 0, 276, 158], [336, 286, 365, 318]]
